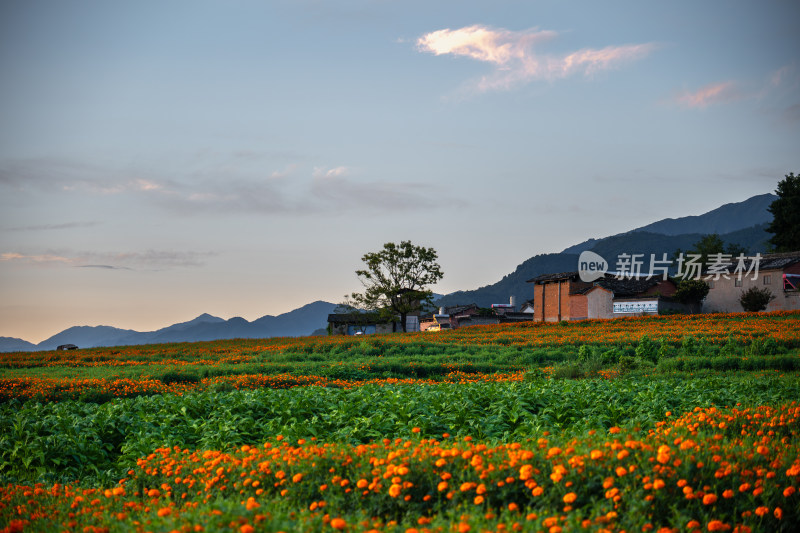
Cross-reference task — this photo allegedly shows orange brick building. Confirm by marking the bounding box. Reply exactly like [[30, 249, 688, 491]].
[[528, 271, 677, 322]]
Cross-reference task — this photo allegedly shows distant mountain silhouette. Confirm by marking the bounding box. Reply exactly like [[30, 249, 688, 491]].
[[0, 337, 38, 352], [436, 194, 775, 309], [4, 301, 338, 352], [2, 194, 779, 351]]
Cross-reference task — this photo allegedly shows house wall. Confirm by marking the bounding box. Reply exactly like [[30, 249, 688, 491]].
[[533, 279, 592, 321], [645, 280, 678, 297], [587, 288, 614, 319], [330, 322, 397, 335], [703, 268, 799, 313], [569, 294, 588, 320]]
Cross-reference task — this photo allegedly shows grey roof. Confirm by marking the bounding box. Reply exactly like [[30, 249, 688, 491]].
[[527, 271, 581, 284], [721, 252, 800, 272], [585, 277, 669, 297], [327, 313, 393, 325]]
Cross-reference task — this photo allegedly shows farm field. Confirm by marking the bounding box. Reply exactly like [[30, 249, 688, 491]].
[[1, 311, 799, 532]]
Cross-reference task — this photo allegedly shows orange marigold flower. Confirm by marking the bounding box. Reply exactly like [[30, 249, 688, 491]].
[[157, 507, 171, 517], [330, 517, 346, 530], [722, 490, 734, 499], [774, 507, 783, 520], [784, 486, 796, 497], [703, 494, 717, 505], [563, 492, 577, 504], [292, 473, 303, 483], [437, 481, 449, 492], [240, 526, 254, 533], [389, 484, 402, 498], [590, 450, 603, 460], [755, 506, 769, 517], [609, 427, 622, 434], [458, 522, 471, 533], [707, 520, 728, 531], [615, 466, 628, 477], [686, 520, 700, 529], [412, 427, 421, 433]]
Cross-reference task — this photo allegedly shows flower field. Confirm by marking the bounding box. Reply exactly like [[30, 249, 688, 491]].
[[1, 311, 800, 532]]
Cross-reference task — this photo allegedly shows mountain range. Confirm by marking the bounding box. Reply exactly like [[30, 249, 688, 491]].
[[0, 193, 778, 352], [435, 193, 776, 309], [1, 301, 338, 352]]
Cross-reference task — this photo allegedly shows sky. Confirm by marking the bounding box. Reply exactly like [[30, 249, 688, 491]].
[[1, 0, 799, 343]]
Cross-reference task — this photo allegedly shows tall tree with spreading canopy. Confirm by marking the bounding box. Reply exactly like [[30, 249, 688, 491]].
[[349, 241, 443, 332], [766, 172, 800, 252]]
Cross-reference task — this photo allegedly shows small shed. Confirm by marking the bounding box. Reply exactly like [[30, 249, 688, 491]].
[[56, 344, 79, 351], [327, 313, 400, 335]]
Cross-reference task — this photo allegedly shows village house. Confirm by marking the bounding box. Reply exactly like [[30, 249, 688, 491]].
[[702, 251, 800, 313], [419, 304, 480, 331], [527, 272, 679, 321], [327, 312, 405, 335]]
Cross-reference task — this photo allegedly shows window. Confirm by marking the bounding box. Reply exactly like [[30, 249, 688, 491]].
[[763, 275, 771, 285], [735, 279, 743, 287]]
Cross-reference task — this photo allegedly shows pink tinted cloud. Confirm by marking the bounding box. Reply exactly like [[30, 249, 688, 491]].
[[417, 25, 655, 92], [674, 81, 740, 108]]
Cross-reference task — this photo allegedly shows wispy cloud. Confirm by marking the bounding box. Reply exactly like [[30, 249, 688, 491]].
[[674, 81, 741, 108], [672, 65, 799, 110], [0, 252, 72, 264], [416, 24, 656, 93], [0, 249, 214, 269], [0, 158, 449, 216], [310, 167, 443, 212], [7, 221, 100, 232]]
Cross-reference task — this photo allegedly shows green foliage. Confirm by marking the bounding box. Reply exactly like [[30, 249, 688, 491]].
[[766, 172, 800, 252], [160, 370, 200, 384], [349, 240, 444, 332], [2, 374, 799, 486], [739, 286, 776, 312], [673, 279, 710, 307]]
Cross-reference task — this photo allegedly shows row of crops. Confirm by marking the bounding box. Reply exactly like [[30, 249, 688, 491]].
[[1, 311, 799, 531]]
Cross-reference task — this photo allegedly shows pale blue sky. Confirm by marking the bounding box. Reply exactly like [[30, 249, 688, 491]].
[[1, 0, 798, 342]]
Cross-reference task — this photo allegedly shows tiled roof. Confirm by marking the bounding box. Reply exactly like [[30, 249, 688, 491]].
[[704, 251, 800, 274], [527, 271, 581, 283], [327, 313, 393, 325]]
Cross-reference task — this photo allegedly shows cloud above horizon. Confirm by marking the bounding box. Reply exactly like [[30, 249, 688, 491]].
[[0, 249, 214, 269], [672, 66, 799, 109], [416, 24, 656, 92], [674, 81, 742, 108], [0, 158, 446, 216]]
